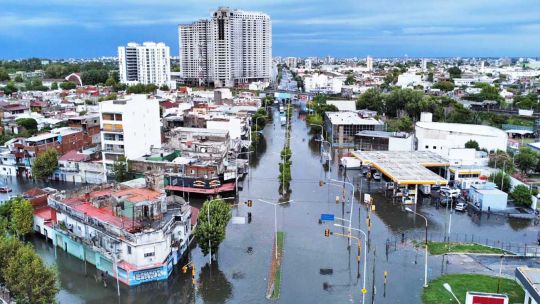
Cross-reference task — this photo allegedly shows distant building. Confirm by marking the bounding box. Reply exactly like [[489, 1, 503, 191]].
[[179, 7, 272, 87], [355, 130, 414, 151], [118, 42, 173, 87], [304, 59, 312, 70], [366, 56, 373, 71], [99, 95, 161, 174]]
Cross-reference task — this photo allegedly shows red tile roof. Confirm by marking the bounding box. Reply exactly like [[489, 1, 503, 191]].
[[59, 150, 89, 162]]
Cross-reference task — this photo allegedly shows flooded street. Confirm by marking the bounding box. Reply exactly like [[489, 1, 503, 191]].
[[25, 107, 539, 303]]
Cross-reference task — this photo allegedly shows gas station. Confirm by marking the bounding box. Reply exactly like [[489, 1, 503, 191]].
[[351, 151, 450, 204]]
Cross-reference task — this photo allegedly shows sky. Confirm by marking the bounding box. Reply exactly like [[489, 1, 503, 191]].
[[1, 0, 540, 59]]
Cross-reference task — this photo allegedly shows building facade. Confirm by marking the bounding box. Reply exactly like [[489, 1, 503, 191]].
[[179, 7, 272, 87], [99, 95, 161, 173], [118, 42, 173, 87]]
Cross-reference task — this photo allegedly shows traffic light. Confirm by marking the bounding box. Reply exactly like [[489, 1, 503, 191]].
[[182, 265, 188, 273], [247, 200, 253, 207], [324, 228, 330, 237]]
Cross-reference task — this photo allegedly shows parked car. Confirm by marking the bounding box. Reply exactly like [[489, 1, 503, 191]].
[[440, 186, 460, 198], [373, 172, 381, 181], [455, 202, 467, 212]]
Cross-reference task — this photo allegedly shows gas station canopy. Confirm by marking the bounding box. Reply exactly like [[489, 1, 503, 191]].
[[351, 151, 449, 185]]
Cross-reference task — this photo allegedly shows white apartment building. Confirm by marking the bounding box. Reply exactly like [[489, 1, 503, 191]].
[[179, 7, 272, 87], [366, 56, 373, 71], [99, 95, 161, 173], [118, 42, 174, 87]]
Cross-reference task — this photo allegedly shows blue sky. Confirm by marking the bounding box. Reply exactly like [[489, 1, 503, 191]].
[[1, 0, 539, 59]]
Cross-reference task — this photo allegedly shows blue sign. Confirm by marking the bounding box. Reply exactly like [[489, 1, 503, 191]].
[[320, 213, 335, 221]]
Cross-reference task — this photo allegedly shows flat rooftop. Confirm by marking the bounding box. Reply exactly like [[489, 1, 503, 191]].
[[351, 150, 449, 185], [326, 112, 383, 126], [516, 267, 540, 303]]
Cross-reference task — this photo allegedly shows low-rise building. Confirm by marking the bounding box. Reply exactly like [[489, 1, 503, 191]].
[[354, 130, 414, 151], [324, 111, 384, 148], [468, 182, 508, 211], [46, 182, 192, 286]]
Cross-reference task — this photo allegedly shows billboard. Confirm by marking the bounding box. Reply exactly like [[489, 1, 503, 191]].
[[465, 292, 508, 304]]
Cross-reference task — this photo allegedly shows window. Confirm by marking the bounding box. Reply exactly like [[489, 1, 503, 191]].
[[127, 246, 132, 255], [425, 145, 428, 149], [144, 252, 155, 257], [433, 146, 436, 149]]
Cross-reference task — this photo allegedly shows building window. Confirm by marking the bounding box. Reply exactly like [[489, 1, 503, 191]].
[[433, 146, 436, 149], [144, 252, 155, 257], [127, 246, 132, 255]]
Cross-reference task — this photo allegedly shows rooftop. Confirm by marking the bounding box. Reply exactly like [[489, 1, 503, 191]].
[[356, 130, 410, 139], [26, 127, 82, 143], [326, 112, 383, 126], [416, 121, 507, 138], [516, 267, 540, 303], [351, 150, 449, 185]]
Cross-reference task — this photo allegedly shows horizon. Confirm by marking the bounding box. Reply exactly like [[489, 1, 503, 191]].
[[1, 0, 539, 59]]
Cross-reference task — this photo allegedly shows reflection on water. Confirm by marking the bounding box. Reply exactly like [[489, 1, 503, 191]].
[[196, 262, 233, 304], [249, 135, 267, 169]]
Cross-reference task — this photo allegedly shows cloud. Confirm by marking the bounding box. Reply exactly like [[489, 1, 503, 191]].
[[402, 27, 482, 35], [0, 13, 74, 27]]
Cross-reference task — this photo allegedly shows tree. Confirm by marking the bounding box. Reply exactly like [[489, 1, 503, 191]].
[[489, 150, 515, 174], [3, 81, 18, 95], [427, 72, 434, 82], [432, 81, 455, 92], [0, 68, 9, 81], [9, 198, 33, 239], [488, 172, 511, 193], [159, 84, 170, 91], [4, 244, 58, 304], [514, 147, 537, 174], [511, 185, 532, 207], [345, 73, 355, 85], [356, 88, 384, 113], [16, 118, 38, 131], [194, 198, 232, 257], [32, 148, 58, 180], [112, 156, 128, 182], [447, 66, 462, 79], [50, 81, 58, 90], [105, 77, 117, 87], [45, 64, 68, 78], [81, 69, 109, 85], [14, 75, 24, 83], [464, 140, 480, 150], [59, 81, 76, 90]]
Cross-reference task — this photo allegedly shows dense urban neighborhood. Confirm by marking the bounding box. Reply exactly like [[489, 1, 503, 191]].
[[1, 4, 540, 304]]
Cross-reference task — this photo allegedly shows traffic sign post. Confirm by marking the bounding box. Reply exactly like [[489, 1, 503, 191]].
[[320, 213, 335, 221]]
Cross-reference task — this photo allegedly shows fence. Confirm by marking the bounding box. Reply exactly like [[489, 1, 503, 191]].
[[389, 231, 540, 257]]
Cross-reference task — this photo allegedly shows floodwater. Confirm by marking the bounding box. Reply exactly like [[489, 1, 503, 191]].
[[23, 107, 539, 303]]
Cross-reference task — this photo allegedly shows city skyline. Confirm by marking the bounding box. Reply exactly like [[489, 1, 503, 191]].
[[1, 0, 540, 59]]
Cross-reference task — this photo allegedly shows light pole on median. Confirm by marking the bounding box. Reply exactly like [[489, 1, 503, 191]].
[[443, 283, 461, 304], [258, 199, 294, 259], [330, 178, 355, 246], [334, 223, 368, 304], [405, 206, 429, 288]]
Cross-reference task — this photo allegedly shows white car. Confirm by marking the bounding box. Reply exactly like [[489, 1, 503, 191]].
[[373, 172, 381, 181], [455, 202, 467, 212], [440, 186, 460, 198]]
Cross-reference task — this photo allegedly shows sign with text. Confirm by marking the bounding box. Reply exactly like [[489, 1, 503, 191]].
[[320, 213, 335, 221]]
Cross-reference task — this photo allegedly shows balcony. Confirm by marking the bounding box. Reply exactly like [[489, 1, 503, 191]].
[[102, 124, 123, 132]]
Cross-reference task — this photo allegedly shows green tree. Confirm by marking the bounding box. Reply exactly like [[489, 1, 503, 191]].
[[489, 150, 515, 174], [59, 81, 76, 90], [159, 84, 170, 91], [488, 172, 511, 193], [356, 88, 384, 113], [16, 118, 38, 130], [447, 66, 462, 79], [14, 74, 24, 83], [432, 81, 455, 92], [112, 156, 128, 182], [105, 77, 117, 87], [0, 68, 9, 81], [194, 199, 232, 257], [464, 140, 480, 150], [45, 64, 68, 78], [4, 244, 58, 304], [50, 81, 58, 90], [32, 149, 58, 180], [511, 185, 532, 207], [514, 147, 537, 174], [2, 81, 18, 95], [81, 69, 109, 85], [9, 198, 33, 239], [427, 72, 434, 82], [345, 73, 355, 85]]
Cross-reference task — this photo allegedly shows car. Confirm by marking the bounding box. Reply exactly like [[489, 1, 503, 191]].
[[373, 172, 381, 181], [455, 202, 467, 212], [440, 186, 460, 198]]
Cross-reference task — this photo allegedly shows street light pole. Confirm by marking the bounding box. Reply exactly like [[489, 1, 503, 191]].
[[405, 207, 429, 288], [258, 199, 294, 259], [330, 178, 355, 246], [334, 223, 368, 304]]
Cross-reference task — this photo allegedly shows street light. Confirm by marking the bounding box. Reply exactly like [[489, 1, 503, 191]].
[[334, 223, 368, 304], [405, 206, 429, 288], [207, 196, 236, 265], [330, 178, 355, 246], [234, 151, 253, 194], [258, 199, 294, 259], [443, 283, 461, 304]]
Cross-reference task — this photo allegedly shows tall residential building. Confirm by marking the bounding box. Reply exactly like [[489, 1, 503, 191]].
[[118, 42, 173, 87], [421, 58, 428, 71], [366, 56, 373, 71], [99, 95, 161, 174], [179, 7, 272, 87], [304, 59, 312, 70]]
